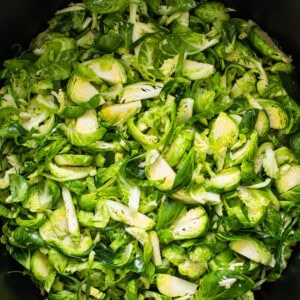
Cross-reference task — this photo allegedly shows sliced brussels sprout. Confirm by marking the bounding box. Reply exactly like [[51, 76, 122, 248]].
[[67, 75, 99, 105], [159, 206, 209, 242], [48, 248, 68, 275], [100, 83, 123, 101], [72, 61, 103, 83], [54, 154, 93, 167], [215, 41, 256, 68], [119, 82, 163, 103], [207, 167, 241, 192], [164, 128, 194, 167], [176, 98, 194, 124], [39, 207, 93, 257], [60, 105, 87, 119], [177, 31, 220, 55], [172, 186, 221, 205], [250, 25, 291, 64], [16, 212, 47, 228], [7, 173, 28, 204], [46, 162, 96, 182], [208, 249, 235, 271], [20, 110, 55, 137], [276, 164, 300, 194], [195, 1, 230, 24], [127, 95, 176, 150], [0, 203, 19, 219], [60, 123, 106, 147], [159, 54, 179, 78], [34, 94, 58, 112], [178, 259, 207, 279], [106, 199, 155, 230], [75, 109, 98, 133], [31, 80, 54, 94], [60, 109, 106, 146], [132, 21, 156, 44], [231, 72, 257, 98], [31, 250, 54, 283], [257, 100, 288, 130], [182, 60, 215, 80], [0, 168, 17, 190], [78, 200, 110, 229], [83, 0, 126, 14], [209, 112, 239, 169], [228, 131, 258, 167], [189, 245, 213, 263], [279, 185, 300, 202], [23, 181, 60, 212], [229, 237, 275, 267], [237, 187, 270, 226], [209, 112, 239, 148], [172, 148, 195, 190], [254, 142, 269, 174], [145, 149, 176, 191], [192, 88, 216, 117], [99, 101, 142, 126], [254, 109, 270, 137], [33, 35, 77, 56], [275, 147, 295, 166], [162, 243, 186, 266], [84, 55, 127, 85], [254, 142, 279, 179], [125, 226, 151, 247], [156, 274, 197, 297]]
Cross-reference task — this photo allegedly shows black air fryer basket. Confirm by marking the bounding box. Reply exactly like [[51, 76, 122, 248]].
[[0, 1, 300, 299]]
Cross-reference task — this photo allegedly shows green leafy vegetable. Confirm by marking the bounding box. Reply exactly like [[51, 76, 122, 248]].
[[196, 270, 255, 300], [0, 0, 300, 299], [83, 0, 126, 14]]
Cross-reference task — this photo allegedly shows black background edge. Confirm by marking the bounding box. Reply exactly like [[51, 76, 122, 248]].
[[0, 0, 300, 299]]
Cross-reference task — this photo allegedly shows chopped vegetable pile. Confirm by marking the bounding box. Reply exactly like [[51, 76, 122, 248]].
[[0, 0, 300, 299]]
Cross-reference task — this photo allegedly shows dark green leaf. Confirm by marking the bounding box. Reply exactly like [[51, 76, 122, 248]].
[[239, 109, 259, 135], [11, 227, 45, 248], [262, 208, 283, 240], [290, 131, 300, 159], [63, 180, 87, 196], [0, 122, 27, 140], [95, 32, 122, 52], [9, 174, 28, 203], [120, 153, 149, 187], [0, 204, 19, 219], [147, 0, 196, 15], [156, 198, 184, 229], [125, 280, 138, 300], [83, 0, 127, 14], [172, 148, 195, 190], [60, 105, 87, 119], [196, 270, 254, 300], [5, 244, 31, 269]]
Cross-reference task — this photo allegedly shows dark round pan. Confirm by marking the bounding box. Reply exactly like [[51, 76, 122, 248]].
[[0, 1, 300, 299]]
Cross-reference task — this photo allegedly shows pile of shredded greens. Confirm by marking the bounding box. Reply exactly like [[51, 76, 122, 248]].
[[1, 0, 300, 299]]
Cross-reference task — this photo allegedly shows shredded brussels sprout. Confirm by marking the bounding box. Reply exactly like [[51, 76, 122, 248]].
[[0, 0, 300, 299]]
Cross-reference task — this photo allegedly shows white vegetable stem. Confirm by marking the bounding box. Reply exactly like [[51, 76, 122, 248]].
[[62, 187, 80, 242], [149, 230, 162, 266], [127, 185, 141, 211]]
